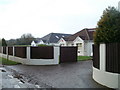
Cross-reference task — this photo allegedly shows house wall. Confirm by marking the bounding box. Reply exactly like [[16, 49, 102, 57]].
[[31, 41, 36, 46], [58, 37, 94, 56], [84, 41, 94, 56], [73, 37, 84, 56], [58, 38, 67, 46], [36, 40, 45, 45]]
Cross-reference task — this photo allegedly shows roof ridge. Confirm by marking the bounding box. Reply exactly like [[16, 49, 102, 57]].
[[85, 29, 90, 40]]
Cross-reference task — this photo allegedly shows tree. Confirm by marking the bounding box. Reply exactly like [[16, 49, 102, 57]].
[[94, 7, 120, 44], [2, 38, 7, 46], [18, 33, 35, 45], [0, 39, 2, 46], [7, 39, 16, 46]]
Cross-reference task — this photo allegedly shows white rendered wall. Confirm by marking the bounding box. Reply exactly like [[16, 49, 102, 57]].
[[93, 67, 119, 89], [0, 53, 27, 64], [0, 46, 60, 65], [93, 44, 120, 89]]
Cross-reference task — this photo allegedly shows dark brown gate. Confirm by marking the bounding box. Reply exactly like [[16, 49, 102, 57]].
[[60, 46, 77, 63]]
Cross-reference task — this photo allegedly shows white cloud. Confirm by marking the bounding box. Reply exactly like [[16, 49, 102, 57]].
[[0, 0, 119, 40]]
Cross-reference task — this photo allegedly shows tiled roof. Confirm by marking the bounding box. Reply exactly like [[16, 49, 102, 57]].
[[36, 33, 71, 44], [64, 28, 96, 41]]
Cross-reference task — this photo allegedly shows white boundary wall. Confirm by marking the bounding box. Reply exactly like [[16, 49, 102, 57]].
[[93, 44, 120, 89], [0, 46, 60, 65]]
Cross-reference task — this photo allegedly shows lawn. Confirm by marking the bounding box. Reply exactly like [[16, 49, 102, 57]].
[[0, 57, 21, 65], [77, 56, 92, 61]]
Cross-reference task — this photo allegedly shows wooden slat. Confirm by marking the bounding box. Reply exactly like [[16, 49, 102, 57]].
[[30, 46, 54, 59], [106, 43, 120, 74], [93, 44, 100, 69], [14, 47, 27, 58], [8, 47, 13, 55]]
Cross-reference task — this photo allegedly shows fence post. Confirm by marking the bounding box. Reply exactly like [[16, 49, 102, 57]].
[[6, 47, 9, 60], [27, 47, 30, 60], [13, 46, 15, 56], [100, 44, 106, 71], [54, 46, 60, 64]]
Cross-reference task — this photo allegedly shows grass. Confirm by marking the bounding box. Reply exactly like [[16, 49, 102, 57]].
[[14, 45, 31, 47], [77, 56, 92, 61], [0, 57, 21, 65], [0, 56, 92, 65]]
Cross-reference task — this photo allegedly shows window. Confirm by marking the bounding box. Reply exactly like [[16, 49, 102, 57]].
[[60, 44, 64, 46], [78, 50, 80, 53], [71, 44, 74, 46], [76, 43, 82, 47]]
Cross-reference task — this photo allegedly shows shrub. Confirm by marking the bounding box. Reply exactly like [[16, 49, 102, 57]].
[[38, 44, 49, 46], [94, 7, 120, 44]]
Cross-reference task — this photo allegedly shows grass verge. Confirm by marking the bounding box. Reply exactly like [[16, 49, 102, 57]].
[[0, 57, 21, 65], [77, 56, 92, 61]]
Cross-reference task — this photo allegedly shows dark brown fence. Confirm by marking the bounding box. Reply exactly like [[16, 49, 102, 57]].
[[8, 47, 13, 55], [14, 47, 27, 58], [93, 45, 100, 69], [60, 46, 77, 63], [3, 47, 6, 54], [0, 47, 2, 53], [30, 46, 54, 59], [106, 43, 120, 74]]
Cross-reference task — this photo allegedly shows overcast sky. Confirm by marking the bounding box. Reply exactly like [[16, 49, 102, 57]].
[[0, 0, 119, 40]]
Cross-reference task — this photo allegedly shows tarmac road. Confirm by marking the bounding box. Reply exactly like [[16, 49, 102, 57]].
[[5, 60, 109, 88]]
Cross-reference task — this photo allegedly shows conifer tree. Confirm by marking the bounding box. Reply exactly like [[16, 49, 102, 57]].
[[94, 7, 120, 44]]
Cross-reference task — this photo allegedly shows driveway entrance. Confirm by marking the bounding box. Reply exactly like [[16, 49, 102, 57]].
[[5, 60, 108, 88]]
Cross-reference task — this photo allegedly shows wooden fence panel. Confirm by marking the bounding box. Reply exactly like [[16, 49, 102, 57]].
[[106, 43, 120, 74], [8, 47, 13, 55], [93, 45, 100, 69], [60, 47, 77, 63], [14, 47, 26, 58], [3, 47, 6, 54], [31, 46, 54, 59]]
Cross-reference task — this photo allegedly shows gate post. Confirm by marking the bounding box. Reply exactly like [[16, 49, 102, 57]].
[[100, 44, 106, 71], [54, 46, 60, 64], [27, 46, 31, 60]]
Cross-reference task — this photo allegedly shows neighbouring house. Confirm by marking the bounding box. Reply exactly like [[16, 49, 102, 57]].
[[31, 33, 71, 46], [58, 28, 96, 56]]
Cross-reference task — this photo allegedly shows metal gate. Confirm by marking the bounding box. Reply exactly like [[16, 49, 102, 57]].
[[60, 46, 77, 63]]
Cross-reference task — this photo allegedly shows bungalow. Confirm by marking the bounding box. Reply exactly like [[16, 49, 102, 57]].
[[58, 28, 96, 56], [31, 33, 71, 46]]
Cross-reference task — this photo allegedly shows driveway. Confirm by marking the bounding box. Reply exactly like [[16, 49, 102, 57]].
[[5, 60, 108, 88]]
